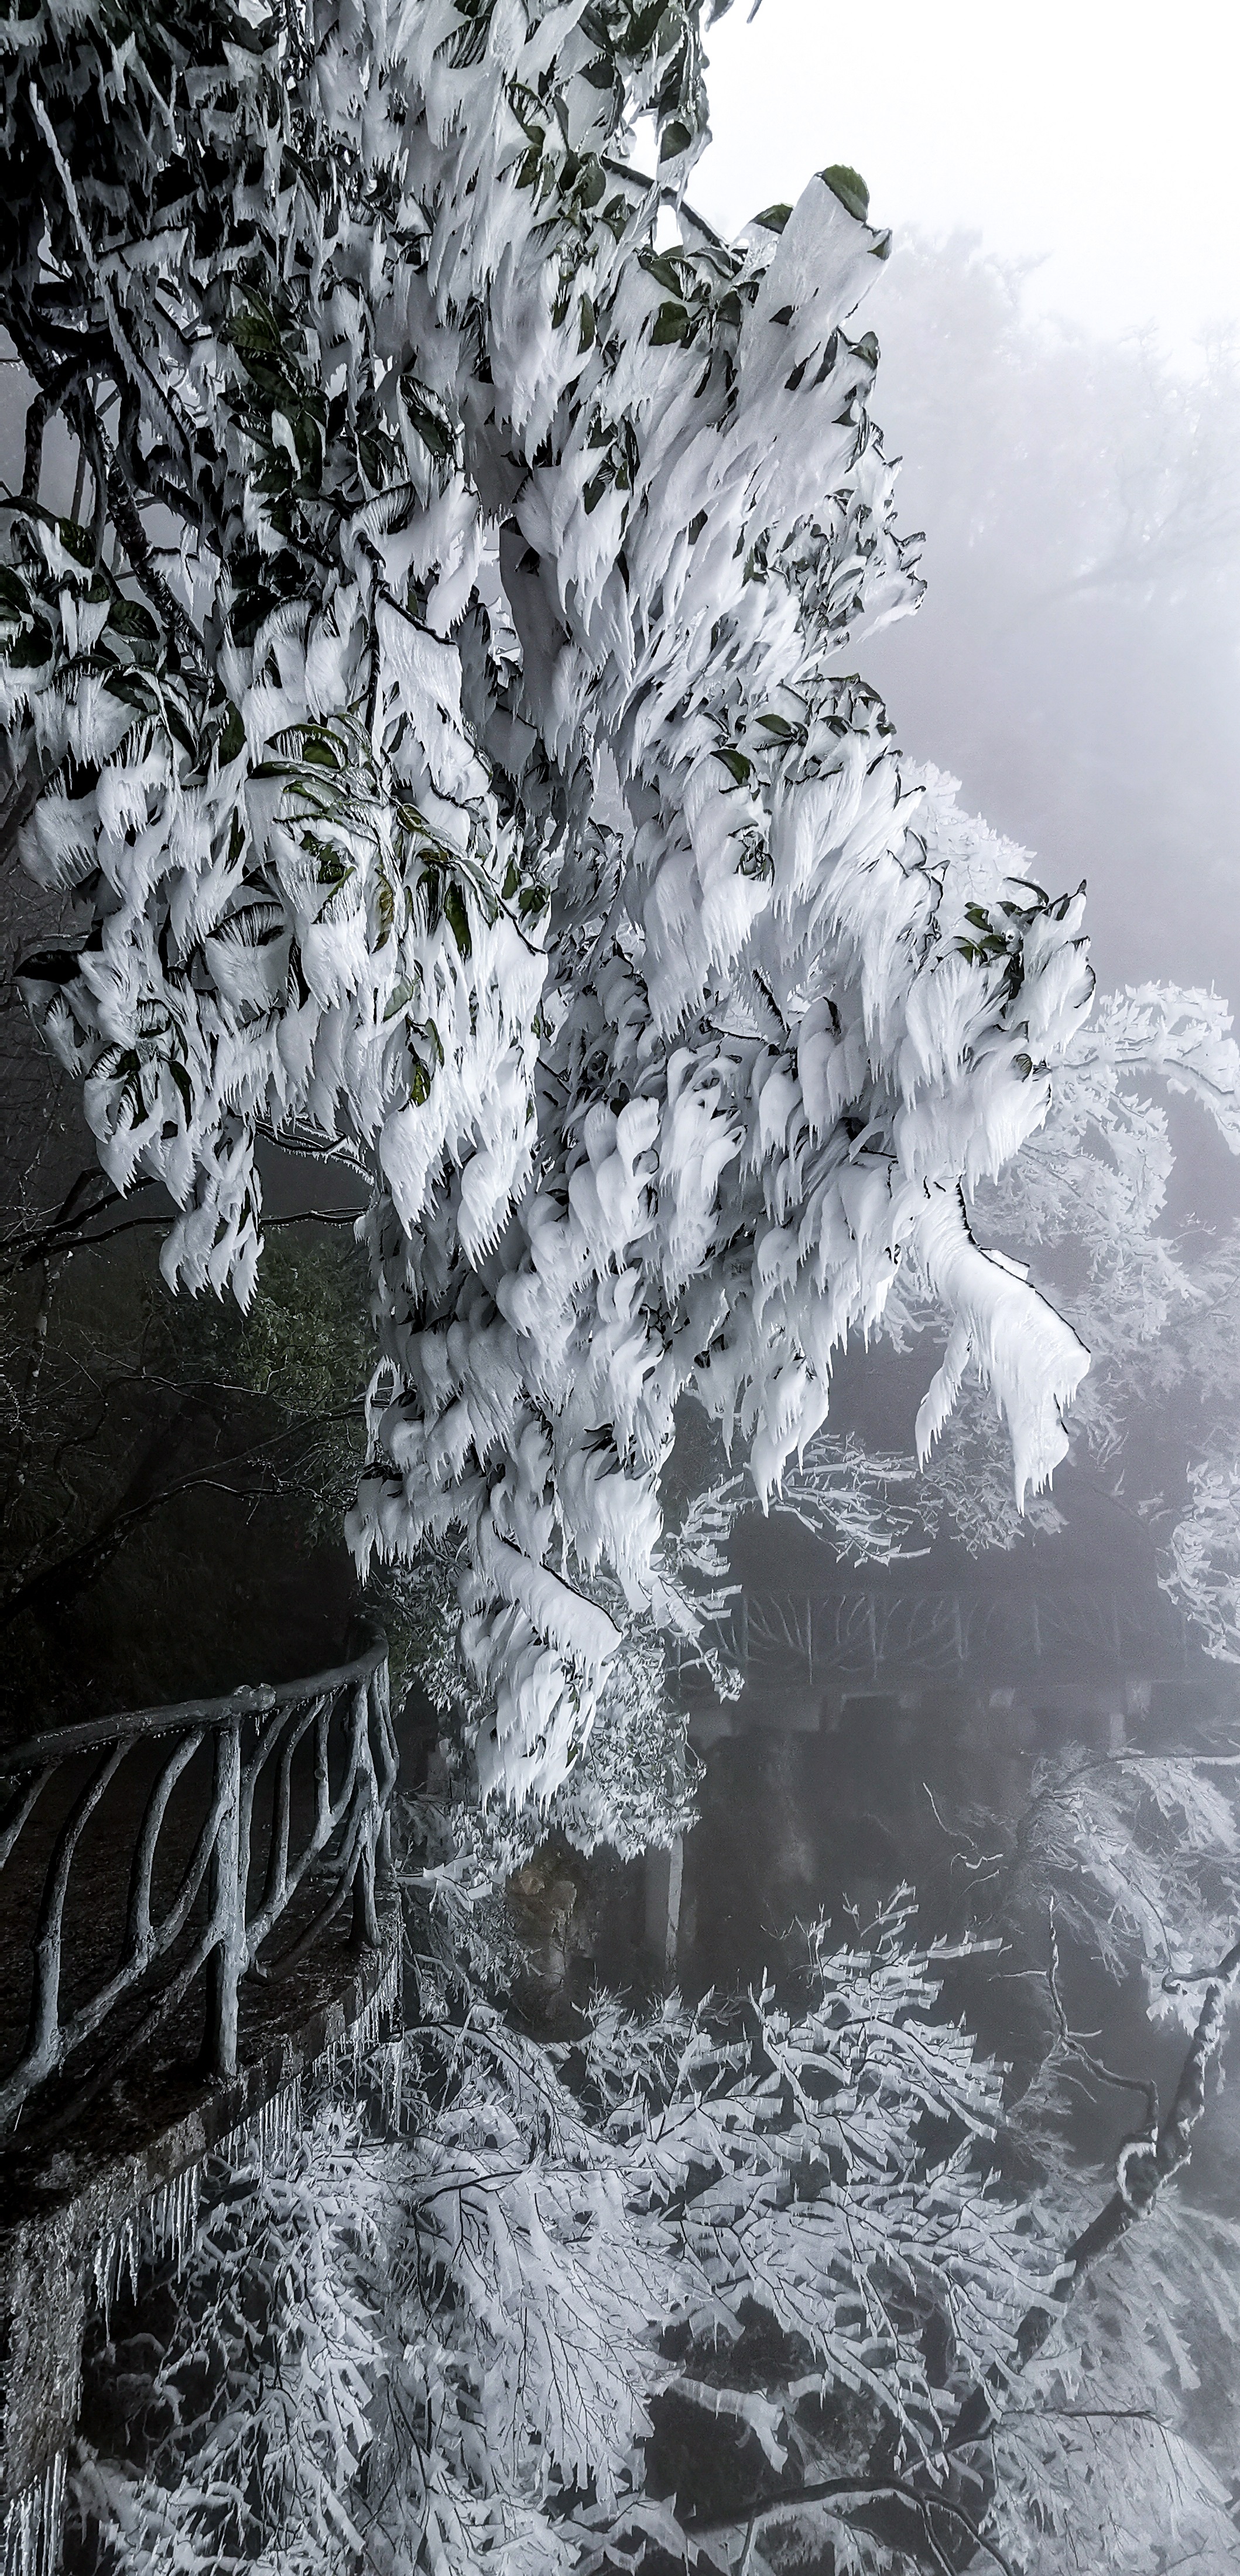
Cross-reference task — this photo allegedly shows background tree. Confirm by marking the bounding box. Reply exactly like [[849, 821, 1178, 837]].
[[0, 1211, 370, 1726]]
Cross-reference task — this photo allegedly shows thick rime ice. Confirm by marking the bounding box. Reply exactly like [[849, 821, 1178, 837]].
[[0, 2454, 66, 2576], [93, 2166, 204, 2338], [6, 1, 1095, 1808], [316, 1950, 404, 2098], [232, 2077, 306, 2178]]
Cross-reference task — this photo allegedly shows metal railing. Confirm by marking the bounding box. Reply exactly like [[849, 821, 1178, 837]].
[[0, 1622, 396, 2142], [681, 1585, 1193, 1686]]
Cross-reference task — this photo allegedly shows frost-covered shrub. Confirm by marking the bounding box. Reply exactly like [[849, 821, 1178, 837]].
[[68, 1897, 1240, 2575]]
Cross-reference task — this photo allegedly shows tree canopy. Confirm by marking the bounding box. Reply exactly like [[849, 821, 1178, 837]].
[[4, 0, 1097, 1808]]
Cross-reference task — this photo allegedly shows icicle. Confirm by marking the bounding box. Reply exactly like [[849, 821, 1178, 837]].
[[1, 2449, 66, 2576], [349, 1950, 402, 2073], [90, 2161, 204, 2335], [378, 2033, 406, 2129], [219, 2076, 304, 2179], [145, 2163, 202, 2280], [91, 2212, 138, 2338]]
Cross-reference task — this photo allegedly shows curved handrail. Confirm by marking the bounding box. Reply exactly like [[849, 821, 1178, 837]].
[[0, 1622, 397, 2142], [0, 1618, 388, 1773]]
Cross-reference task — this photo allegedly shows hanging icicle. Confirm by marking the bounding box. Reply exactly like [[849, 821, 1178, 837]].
[[0, 2450, 66, 2576]]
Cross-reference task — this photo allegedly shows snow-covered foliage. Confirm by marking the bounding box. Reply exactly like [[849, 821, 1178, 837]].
[[1163, 1455, 1240, 1662], [763, 971, 1239, 1601], [71, 1889, 1240, 2575], [73, 2108, 401, 2576], [989, 2197, 1240, 2576], [978, 982, 1240, 1423], [381, 1526, 704, 1858], [4, 0, 1097, 1808], [964, 980, 1240, 1635], [957, 1740, 1240, 2021]]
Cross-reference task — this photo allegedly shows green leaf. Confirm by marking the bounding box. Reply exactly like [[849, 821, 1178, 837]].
[[167, 1059, 194, 1121], [108, 597, 161, 642], [217, 704, 246, 765], [687, 510, 707, 542], [102, 666, 157, 710], [229, 586, 280, 646], [225, 300, 283, 355], [715, 745, 752, 786], [165, 704, 197, 760], [578, 292, 596, 352], [291, 725, 347, 769], [57, 519, 95, 568], [5, 616, 52, 668], [650, 300, 690, 346], [659, 119, 692, 161], [408, 1056, 432, 1106], [820, 164, 870, 224], [757, 712, 795, 738], [753, 203, 792, 233], [628, 0, 669, 48], [401, 378, 455, 463], [643, 251, 685, 294], [443, 882, 472, 958], [383, 974, 417, 1022]]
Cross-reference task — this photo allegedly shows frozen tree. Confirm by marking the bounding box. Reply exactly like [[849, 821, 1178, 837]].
[[964, 979, 1240, 1642], [752, 971, 1240, 1608], [70, 1890, 1240, 2574], [2, 0, 1098, 1810], [1163, 1455, 1240, 1662]]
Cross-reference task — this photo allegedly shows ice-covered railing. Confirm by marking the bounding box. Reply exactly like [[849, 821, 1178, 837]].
[[0, 1621, 396, 2139]]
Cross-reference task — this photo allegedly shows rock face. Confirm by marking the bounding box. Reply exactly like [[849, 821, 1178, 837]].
[[505, 1839, 590, 2009], [502, 1835, 663, 2034]]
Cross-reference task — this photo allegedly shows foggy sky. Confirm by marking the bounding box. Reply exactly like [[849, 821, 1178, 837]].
[[692, 6, 1240, 1047], [697, 0, 1240, 366]]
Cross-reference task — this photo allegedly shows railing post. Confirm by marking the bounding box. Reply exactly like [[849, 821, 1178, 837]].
[[369, 1669, 396, 1888], [350, 1679, 381, 1952], [350, 1835, 380, 1951], [201, 1721, 244, 2079]]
